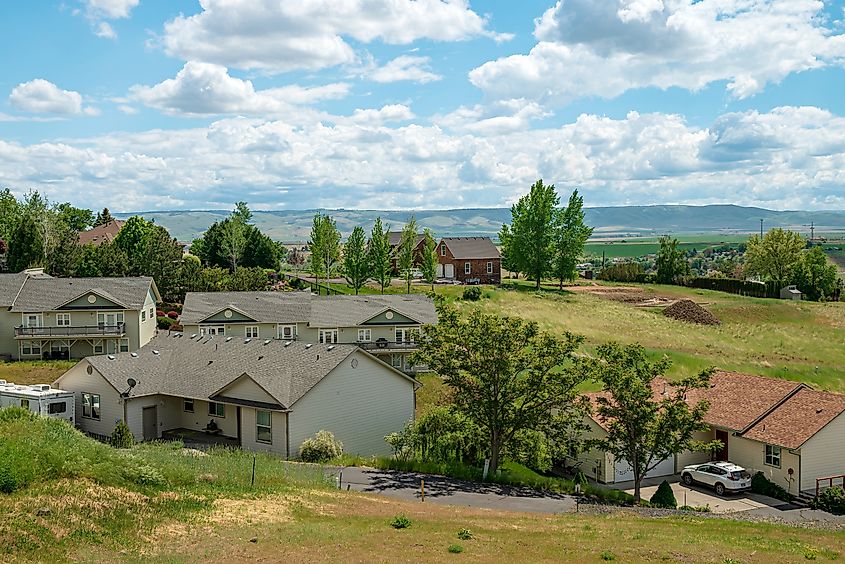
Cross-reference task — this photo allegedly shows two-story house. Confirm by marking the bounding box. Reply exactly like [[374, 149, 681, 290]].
[[387, 231, 426, 274], [437, 237, 501, 284], [179, 292, 437, 373], [0, 270, 160, 360]]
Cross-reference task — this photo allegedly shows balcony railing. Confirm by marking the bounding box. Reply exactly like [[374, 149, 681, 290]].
[[15, 323, 126, 338], [357, 339, 419, 351]]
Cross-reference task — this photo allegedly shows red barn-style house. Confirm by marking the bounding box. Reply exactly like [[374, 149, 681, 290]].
[[437, 237, 501, 284]]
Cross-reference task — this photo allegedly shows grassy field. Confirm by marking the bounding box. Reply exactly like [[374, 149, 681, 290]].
[[584, 236, 745, 258], [3, 411, 844, 563], [0, 360, 75, 386]]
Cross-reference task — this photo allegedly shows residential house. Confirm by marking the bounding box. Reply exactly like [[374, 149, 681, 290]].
[[55, 332, 419, 457], [179, 292, 437, 373], [78, 219, 125, 246], [437, 237, 501, 284], [0, 270, 160, 360], [387, 231, 426, 274], [574, 371, 845, 496]]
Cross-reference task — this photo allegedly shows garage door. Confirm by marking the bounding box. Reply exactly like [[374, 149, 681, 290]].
[[444, 264, 454, 279], [614, 456, 675, 483], [436, 264, 444, 278]]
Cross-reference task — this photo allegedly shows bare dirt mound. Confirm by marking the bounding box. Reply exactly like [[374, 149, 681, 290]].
[[663, 299, 720, 325]]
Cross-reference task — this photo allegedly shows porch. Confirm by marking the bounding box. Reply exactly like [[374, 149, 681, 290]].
[[161, 428, 241, 450]]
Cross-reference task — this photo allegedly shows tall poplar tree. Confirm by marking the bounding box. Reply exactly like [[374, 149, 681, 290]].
[[397, 216, 419, 293], [419, 228, 439, 292], [552, 189, 593, 290], [343, 226, 369, 294], [369, 217, 392, 294]]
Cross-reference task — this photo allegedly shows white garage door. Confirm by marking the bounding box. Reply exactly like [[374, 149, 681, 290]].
[[436, 264, 444, 277], [444, 263, 454, 279], [614, 456, 675, 483]]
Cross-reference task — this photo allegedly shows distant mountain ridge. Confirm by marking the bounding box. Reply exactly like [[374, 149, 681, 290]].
[[115, 205, 845, 243]]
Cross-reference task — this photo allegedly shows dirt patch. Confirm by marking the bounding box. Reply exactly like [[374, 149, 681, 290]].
[[663, 299, 720, 325], [208, 495, 294, 526], [568, 285, 675, 306]]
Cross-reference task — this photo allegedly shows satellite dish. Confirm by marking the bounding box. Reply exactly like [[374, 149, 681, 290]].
[[127, 378, 137, 388]]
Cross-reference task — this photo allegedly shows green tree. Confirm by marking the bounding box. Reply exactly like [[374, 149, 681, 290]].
[[655, 236, 689, 284], [221, 218, 247, 271], [744, 228, 805, 288], [54, 202, 94, 232], [499, 179, 559, 289], [46, 223, 81, 276], [308, 213, 341, 293], [242, 225, 279, 269], [114, 216, 156, 274], [343, 226, 369, 294], [412, 305, 585, 474], [397, 216, 419, 293], [793, 246, 840, 301], [552, 189, 593, 290], [7, 214, 44, 272], [139, 225, 183, 301], [0, 188, 22, 244], [95, 241, 130, 277], [93, 208, 115, 227], [581, 343, 717, 502], [225, 266, 268, 291], [419, 228, 439, 291], [368, 217, 392, 294]]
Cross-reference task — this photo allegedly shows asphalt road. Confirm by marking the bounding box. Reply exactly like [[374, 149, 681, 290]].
[[333, 466, 577, 514]]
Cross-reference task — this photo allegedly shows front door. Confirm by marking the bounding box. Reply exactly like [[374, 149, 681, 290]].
[[142, 406, 158, 441], [715, 430, 729, 461], [445, 263, 454, 279]]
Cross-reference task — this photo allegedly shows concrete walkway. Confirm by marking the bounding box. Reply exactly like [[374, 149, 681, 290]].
[[334, 466, 577, 514]]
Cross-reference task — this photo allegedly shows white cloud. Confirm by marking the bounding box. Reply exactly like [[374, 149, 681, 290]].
[[349, 104, 415, 125], [370, 55, 442, 83], [471, 0, 845, 106], [435, 99, 550, 135], [117, 104, 138, 115], [9, 79, 95, 115], [160, 0, 509, 74], [84, 0, 139, 19], [1, 106, 844, 211], [129, 62, 350, 117], [94, 21, 117, 39]]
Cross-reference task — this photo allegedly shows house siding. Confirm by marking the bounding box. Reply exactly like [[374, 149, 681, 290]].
[[567, 417, 614, 484], [217, 375, 278, 404], [54, 361, 123, 438], [287, 351, 415, 457], [799, 412, 845, 492], [240, 409, 288, 456], [676, 430, 713, 470], [726, 433, 801, 495]]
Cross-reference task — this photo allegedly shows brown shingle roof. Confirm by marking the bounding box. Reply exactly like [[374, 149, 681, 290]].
[[743, 389, 845, 449], [78, 220, 124, 246], [387, 231, 425, 248], [441, 237, 500, 259]]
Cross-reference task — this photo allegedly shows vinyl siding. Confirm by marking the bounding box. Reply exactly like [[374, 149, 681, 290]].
[[800, 412, 845, 492], [54, 361, 123, 438], [727, 434, 801, 495], [217, 375, 278, 404], [676, 430, 714, 470], [241, 409, 288, 456], [0, 310, 18, 358], [287, 351, 415, 457], [126, 395, 166, 440], [567, 417, 614, 483]]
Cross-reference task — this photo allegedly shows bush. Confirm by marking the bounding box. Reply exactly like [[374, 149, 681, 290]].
[[457, 528, 473, 540], [156, 309, 165, 317], [109, 420, 134, 449], [462, 286, 482, 301], [750, 472, 792, 502], [166, 311, 179, 319], [157, 316, 175, 330], [600, 550, 616, 561], [597, 263, 644, 283], [0, 465, 21, 494], [448, 544, 464, 554], [124, 464, 166, 486], [811, 486, 845, 515], [390, 515, 411, 529], [649, 480, 677, 509], [298, 430, 343, 463]]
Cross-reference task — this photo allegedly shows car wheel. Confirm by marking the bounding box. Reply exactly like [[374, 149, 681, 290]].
[[682, 473, 693, 486], [714, 483, 725, 496]]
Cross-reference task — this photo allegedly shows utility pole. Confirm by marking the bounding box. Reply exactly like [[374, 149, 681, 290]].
[[759, 218, 764, 238], [810, 221, 815, 242]]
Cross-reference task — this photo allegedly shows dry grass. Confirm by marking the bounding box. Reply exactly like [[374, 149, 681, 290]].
[[0, 360, 75, 386]]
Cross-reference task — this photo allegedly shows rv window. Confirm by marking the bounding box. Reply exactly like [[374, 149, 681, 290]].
[[82, 393, 100, 420], [48, 402, 67, 414]]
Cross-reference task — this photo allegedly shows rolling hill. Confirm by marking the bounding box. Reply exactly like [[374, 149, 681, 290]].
[[115, 205, 845, 243]]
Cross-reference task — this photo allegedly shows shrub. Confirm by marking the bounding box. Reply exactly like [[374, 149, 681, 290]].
[[109, 420, 134, 449], [166, 311, 179, 319], [457, 528, 473, 540], [462, 286, 482, 301], [124, 464, 166, 486], [811, 486, 845, 515], [649, 480, 677, 509], [0, 465, 21, 494], [156, 309, 165, 317], [390, 515, 411, 529], [600, 550, 616, 561], [679, 505, 711, 513], [448, 544, 464, 554], [298, 430, 343, 463], [597, 263, 644, 283], [157, 316, 175, 330], [750, 472, 792, 501]]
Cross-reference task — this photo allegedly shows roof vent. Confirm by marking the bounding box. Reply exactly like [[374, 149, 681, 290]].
[[327, 345, 335, 351], [107, 355, 115, 360], [225, 337, 233, 342], [263, 339, 271, 346], [244, 338, 251, 344], [258, 355, 264, 361], [130, 352, 138, 358], [305, 343, 313, 349], [208, 360, 213, 366], [190, 334, 197, 339], [152, 350, 160, 355], [284, 341, 292, 347], [817, 408, 824, 414]]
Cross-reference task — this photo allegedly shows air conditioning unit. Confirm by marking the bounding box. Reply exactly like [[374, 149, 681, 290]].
[[31, 384, 52, 392]]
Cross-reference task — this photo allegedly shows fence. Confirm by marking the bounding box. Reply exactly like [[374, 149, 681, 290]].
[[681, 277, 779, 299]]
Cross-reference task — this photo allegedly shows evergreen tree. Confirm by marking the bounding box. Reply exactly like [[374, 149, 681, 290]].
[[242, 225, 279, 269], [7, 214, 44, 272], [369, 217, 392, 294], [397, 216, 419, 293], [343, 226, 369, 295], [93, 207, 115, 227]]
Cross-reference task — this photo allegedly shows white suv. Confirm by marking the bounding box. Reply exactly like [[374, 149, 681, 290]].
[[681, 461, 752, 496]]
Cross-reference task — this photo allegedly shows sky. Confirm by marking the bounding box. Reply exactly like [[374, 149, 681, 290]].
[[1, 0, 845, 212]]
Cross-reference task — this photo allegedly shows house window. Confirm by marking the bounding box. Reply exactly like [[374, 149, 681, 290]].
[[246, 326, 260, 339], [487, 261, 493, 274], [440, 244, 446, 256], [119, 339, 129, 353], [20, 399, 29, 410], [765, 445, 781, 468], [56, 313, 71, 326], [184, 399, 194, 413], [319, 329, 338, 344], [208, 402, 225, 418], [256, 410, 272, 444], [93, 340, 104, 354], [82, 393, 100, 420], [97, 312, 124, 329], [20, 341, 41, 356], [51, 341, 70, 353], [358, 329, 372, 342], [23, 314, 42, 327], [391, 354, 404, 369], [278, 325, 296, 340], [395, 328, 406, 343], [141, 310, 146, 322], [464, 262, 471, 275], [201, 326, 224, 336], [149, 307, 154, 319], [48, 402, 67, 414]]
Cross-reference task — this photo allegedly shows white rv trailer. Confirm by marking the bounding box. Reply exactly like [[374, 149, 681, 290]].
[[0, 380, 76, 424]]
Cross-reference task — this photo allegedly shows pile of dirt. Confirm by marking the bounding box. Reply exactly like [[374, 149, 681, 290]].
[[663, 299, 720, 325]]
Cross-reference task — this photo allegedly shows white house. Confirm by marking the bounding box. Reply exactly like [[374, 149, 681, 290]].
[[55, 332, 420, 457]]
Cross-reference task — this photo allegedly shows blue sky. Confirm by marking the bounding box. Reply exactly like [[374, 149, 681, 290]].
[[1, 0, 844, 212]]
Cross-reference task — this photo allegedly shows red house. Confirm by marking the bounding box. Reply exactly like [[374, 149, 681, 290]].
[[437, 237, 501, 284], [388, 231, 426, 274]]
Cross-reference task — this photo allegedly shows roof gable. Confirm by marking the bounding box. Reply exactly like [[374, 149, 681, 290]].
[[211, 373, 282, 407], [743, 388, 845, 449], [440, 237, 500, 260], [10, 277, 156, 312], [200, 305, 258, 323], [361, 308, 418, 325], [57, 289, 126, 310]]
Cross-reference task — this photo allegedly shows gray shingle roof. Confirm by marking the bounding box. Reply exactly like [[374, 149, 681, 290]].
[[441, 237, 500, 259], [10, 277, 157, 312], [181, 292, 437, 327], [84, 333, 363, 409], [181, 291, 313, 324], [387, 231, 425, 248], [0, 273, 29, 307]]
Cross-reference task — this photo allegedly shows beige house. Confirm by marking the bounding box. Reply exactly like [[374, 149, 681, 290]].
[[0, 270, 160, 361], [179, 292, 436, 373], [575, 371, 845, 495], [55, 332, 419, 457]]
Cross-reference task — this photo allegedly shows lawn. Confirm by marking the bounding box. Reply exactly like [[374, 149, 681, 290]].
[[0, 360, 74, 386]]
